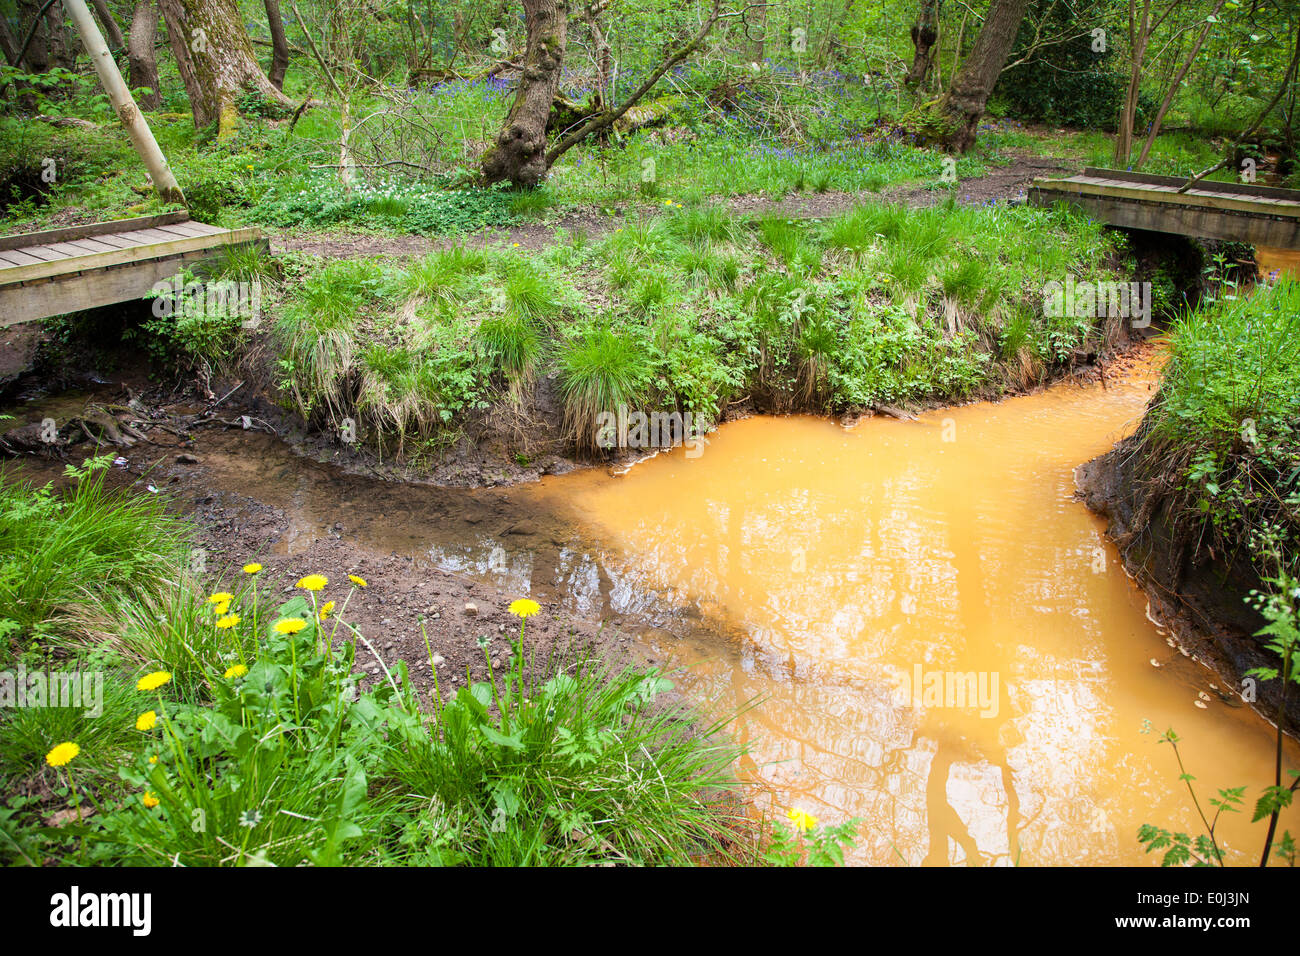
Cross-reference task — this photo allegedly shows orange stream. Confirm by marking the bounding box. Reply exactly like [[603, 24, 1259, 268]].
[[536, 351, 1300, 865]]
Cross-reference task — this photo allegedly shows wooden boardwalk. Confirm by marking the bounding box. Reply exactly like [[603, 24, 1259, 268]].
[[0, 212, 263, 328], [1027, 167, 1300, 249]]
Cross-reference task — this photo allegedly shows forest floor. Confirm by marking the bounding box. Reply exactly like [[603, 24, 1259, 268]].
[[272, 150, 1070, 258]]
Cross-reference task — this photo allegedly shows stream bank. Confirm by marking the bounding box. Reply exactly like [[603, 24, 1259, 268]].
[[1078, 422, 1297, 735]]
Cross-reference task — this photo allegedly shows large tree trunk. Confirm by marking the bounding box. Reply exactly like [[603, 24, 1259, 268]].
[[906, 0, 940, 87], [127, 0, 160, 108], [926, 0, 1030, 151], [16, 0, 78, 71], [480, 0, 568, 187], [91, 0, 125, 49], [263, 0, 289, 90], [158, 0, 291, 137]]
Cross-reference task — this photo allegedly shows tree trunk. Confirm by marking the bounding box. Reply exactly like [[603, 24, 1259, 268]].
[[906, 0, 940, 87], [63, 0, 184, 203], [928, 0, 1030, 151], [45, 0, 78, 69], [91, 0, 125, 49], [0, 13, 23, 66], [158, 0, 291, 137], [127, 0, 160, 108], [264, 0, 289, 90], [480, 0, 568, 187], [1113, 0, 1149, 166], [1133, 0, 1226, 168]]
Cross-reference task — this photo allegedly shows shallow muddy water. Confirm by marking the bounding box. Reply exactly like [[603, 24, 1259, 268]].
[[1257, 245, 1300, 279]]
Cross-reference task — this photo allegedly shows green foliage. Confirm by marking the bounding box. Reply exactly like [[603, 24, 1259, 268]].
[[251, 176, 520, 235], [0, 458, 189, 660], [559, 326, 651, 455], [763, 813, 861, 867], [0, 568, 757, 867], [1155, 278, 1300, 577]]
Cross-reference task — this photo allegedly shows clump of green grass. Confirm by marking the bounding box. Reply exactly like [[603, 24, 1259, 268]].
[[475, 313, 542, 390], [558, 327, 650, 456], [386, 631, 747, 865], [276, 259, 384, 423], [397, 247, 487, 304], [0, 458, 190, 659]]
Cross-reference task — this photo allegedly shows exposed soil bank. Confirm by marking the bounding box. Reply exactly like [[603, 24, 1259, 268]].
[[1078, 426, 1297, 735]]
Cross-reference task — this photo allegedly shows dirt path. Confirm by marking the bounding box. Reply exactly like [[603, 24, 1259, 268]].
[[272, 152, 1071, 259]]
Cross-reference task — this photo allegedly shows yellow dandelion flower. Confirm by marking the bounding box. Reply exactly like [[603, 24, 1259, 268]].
[[142, 791, 160, 808], [45, 742, 79, 767], [508, 598, 541, 619], [208, 592, 233, 604], [135, 710, 157, 731], [216, 613, 240, 629], [664, 199, 673, 205], [512, 242, 520, 247], [348, 574, 367, 588], [243, 563, 263, 574], [273, 617, 308, 635], [223, 664, 249, 680], [213, 601, 231, 616], [319, 600, 335, 621], [787, 808, 818, 833], [296, 574, 328, 592], [136, 671, 172, 692], [148, 755, 158, 764]]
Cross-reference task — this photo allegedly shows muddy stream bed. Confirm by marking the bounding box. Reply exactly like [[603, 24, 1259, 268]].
[[7, 342, 1298, 866]]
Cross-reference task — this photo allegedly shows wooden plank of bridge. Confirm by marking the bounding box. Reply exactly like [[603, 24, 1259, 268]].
[[0, 211, 191, 252], [1027, 166, 1300, 249], [0, 214, 266, 328]]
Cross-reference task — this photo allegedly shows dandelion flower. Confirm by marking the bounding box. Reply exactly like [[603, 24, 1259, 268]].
[[663, 199, 673, 205], [273, 618, 308, 635], [213, 601, 231, 616], [224, 664, 248, 680], [296, 574, 328, 592], [148, 755, 158, 765], [348, 574, 367, 588], [508, 598, 541, 619], [319, 600, 335, 621], [243, 563, 263, 574], [135, 710, 157, 731], [137, 671, 172, 692], [45, 742, 79, 767], [216, 614, 240, 629], [787, 808, 818, 833], [208, 592, 233, 605], [142, 791, 160, 808]]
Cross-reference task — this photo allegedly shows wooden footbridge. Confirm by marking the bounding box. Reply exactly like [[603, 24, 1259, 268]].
[[0, 213, 264, 328], [1028, 167, 1300, 249]]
